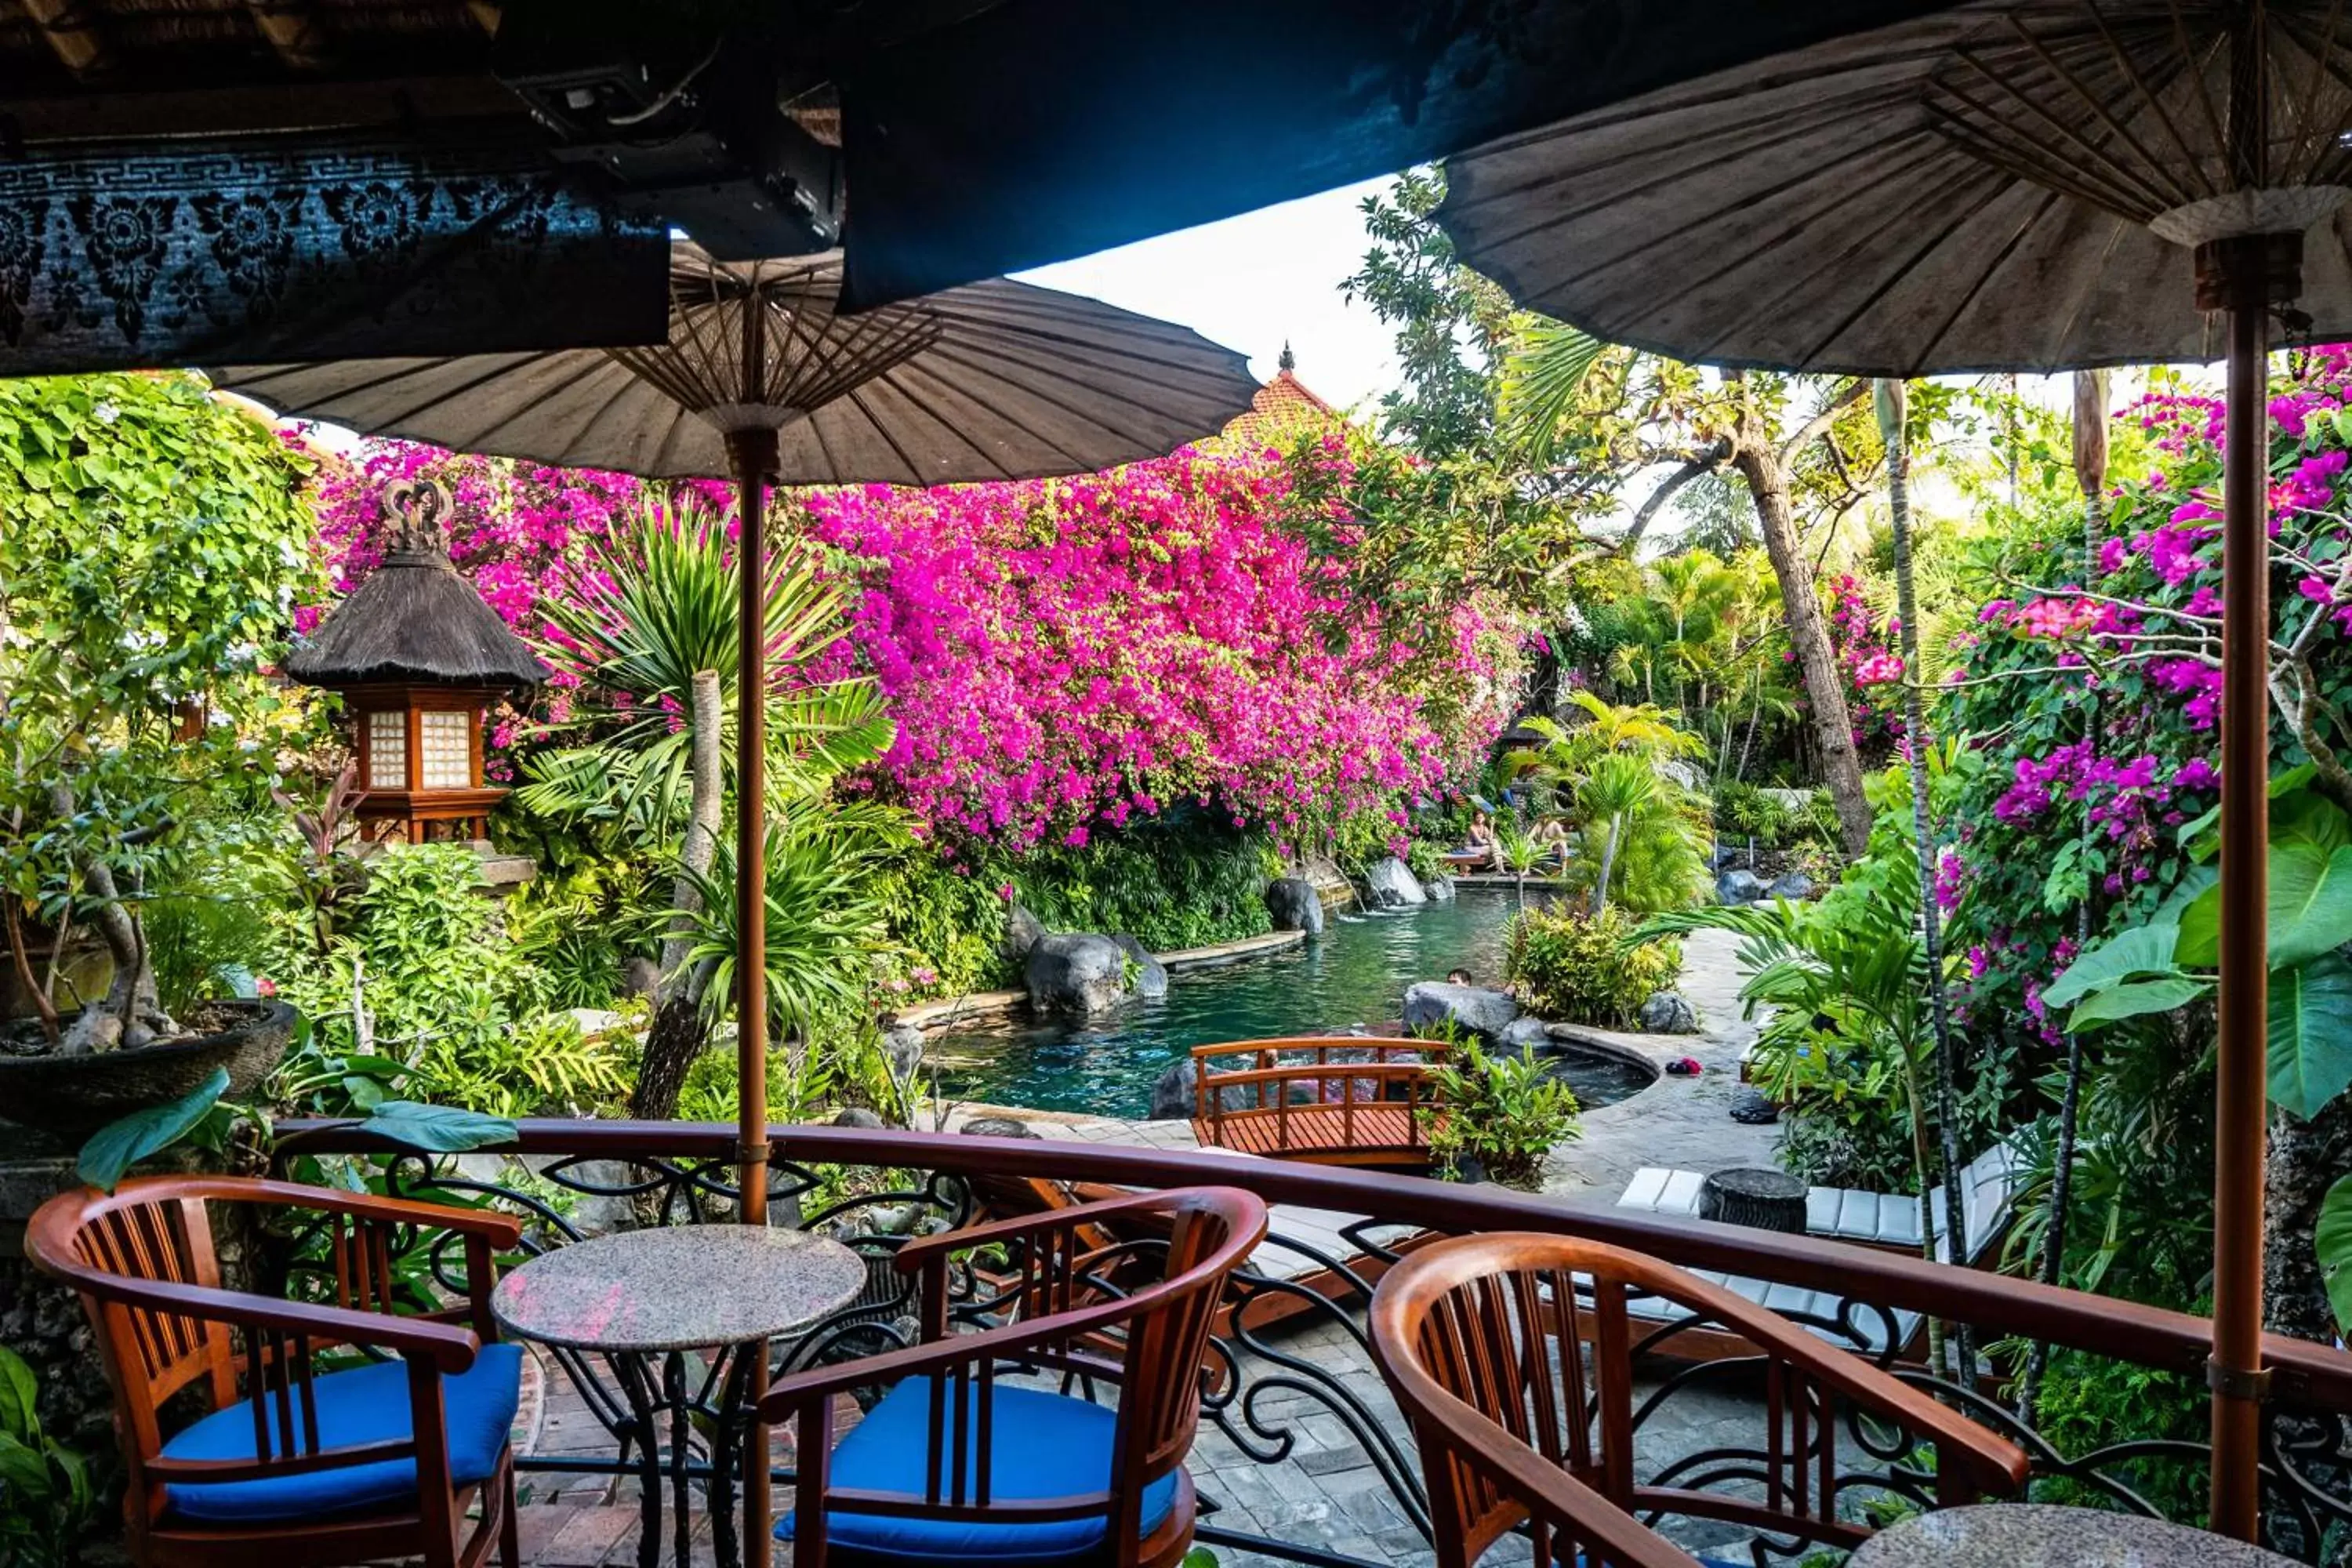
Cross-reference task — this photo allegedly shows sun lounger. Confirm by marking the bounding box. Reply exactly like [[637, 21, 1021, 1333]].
[[1608, 1144, 2020, 1360]]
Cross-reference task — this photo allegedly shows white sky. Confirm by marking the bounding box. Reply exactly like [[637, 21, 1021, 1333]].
[[1017, 178, 1401, 418]]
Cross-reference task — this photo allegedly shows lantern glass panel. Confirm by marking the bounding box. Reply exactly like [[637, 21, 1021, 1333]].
[[366, 710, 408, 789], [420, 710, 471, 789]]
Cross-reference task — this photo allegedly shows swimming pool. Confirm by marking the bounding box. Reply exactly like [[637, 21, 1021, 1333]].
[[927, 891, 1656, 1119]]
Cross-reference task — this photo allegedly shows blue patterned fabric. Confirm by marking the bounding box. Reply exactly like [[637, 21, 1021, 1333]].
[[161, 1343, 522, 1525], [777, 1380, 1182, 1563]]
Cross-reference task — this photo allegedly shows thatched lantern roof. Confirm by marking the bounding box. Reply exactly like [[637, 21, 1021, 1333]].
[[286, 478, 547, 694]]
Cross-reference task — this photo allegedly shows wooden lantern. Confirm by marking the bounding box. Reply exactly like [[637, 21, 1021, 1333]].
[[287, 477, 548, 844]]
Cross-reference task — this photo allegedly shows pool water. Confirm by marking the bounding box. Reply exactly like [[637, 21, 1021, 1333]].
[[928, 890, 1656, 1120]]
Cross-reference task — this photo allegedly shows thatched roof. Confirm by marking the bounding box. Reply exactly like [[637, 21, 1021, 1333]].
[[286, 543, 547, 691]]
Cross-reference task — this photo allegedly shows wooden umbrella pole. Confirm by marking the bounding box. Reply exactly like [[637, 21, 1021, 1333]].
[[725, 421, 781, 1568], [2206, 230, 2275, 1544]]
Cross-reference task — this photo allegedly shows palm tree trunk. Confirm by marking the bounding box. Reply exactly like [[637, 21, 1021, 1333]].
[[1878, 378, 1973, 1380], [1730, 381, 1872, 858], [633, 668, 726, 1120], [1591, 815, 1622, 916]]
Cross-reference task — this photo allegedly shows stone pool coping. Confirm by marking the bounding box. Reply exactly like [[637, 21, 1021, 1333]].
[[886, 928, 1308, 1029]]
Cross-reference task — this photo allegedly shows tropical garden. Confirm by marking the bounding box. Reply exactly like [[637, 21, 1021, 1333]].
[[5, 162, 2352, 1541]]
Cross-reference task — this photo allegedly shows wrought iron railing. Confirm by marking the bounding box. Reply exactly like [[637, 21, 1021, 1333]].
[[271, 1118, 2352, 1565]]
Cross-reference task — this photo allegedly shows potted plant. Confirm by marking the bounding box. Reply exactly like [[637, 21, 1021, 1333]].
[[0, 373, 321, 1146]]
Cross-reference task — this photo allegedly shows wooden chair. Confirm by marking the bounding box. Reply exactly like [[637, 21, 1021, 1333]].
[[1368, 1232, 2031, 1568], [27, 1174, 526, 1568], [760, 1185, 1269, 1568]]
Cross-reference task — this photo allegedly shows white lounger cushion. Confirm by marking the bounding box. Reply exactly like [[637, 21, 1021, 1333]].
[[1619, 1144, 2018, 1265]]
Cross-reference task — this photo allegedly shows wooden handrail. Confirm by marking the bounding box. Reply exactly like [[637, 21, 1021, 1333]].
[[270, 1117, 2352, 1415]]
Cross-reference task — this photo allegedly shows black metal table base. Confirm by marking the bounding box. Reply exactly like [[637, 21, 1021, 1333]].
[[608, 1346, 762, 1568]]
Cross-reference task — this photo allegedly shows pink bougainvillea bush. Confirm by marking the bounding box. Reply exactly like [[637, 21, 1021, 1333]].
[[1938, 349, 2352, 1047], [302, 430, 1520, 850]]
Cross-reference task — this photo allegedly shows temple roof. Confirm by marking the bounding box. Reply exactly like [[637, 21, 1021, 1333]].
[[1224, 342, 1338, 445]]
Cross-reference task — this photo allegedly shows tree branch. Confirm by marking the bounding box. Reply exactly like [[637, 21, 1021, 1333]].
[[1777, 378, 1868, 467], [1615, 439, 1730, 554]]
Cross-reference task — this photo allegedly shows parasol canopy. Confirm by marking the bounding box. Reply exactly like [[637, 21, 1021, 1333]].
[[212, 244, 1255, 485], [1437, 1, 2352, 373], [215, 237, 1256, 1568], [1436, 0, 2352, 1543]]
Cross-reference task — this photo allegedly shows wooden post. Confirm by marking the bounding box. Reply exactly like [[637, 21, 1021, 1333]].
[[725, 420, 780, 1568]]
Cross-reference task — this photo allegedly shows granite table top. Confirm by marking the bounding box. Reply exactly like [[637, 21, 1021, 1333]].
[[491, 1225, 869, 1354], [1850, 1504, 2300, 1568]]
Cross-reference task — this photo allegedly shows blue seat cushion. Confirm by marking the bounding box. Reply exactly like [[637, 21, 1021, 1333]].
[[161, 1342, 523, 1526], [777, 1379, 1181, 1563]]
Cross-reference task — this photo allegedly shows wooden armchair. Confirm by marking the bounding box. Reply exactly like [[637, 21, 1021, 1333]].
[[27, 1174, 526, 1568], [760, 1185, 1269, 1568], [1369, 1232, 2031, 1568]]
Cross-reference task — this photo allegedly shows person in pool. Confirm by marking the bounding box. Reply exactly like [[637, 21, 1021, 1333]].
[[1446, 968, 1474, 985]]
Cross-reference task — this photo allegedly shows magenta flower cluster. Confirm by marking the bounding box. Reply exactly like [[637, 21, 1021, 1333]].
[[300, 433, 1517, 849]]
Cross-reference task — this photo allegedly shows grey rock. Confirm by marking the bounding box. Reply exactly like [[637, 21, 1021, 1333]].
[[1363, 856, 1428, 909], [1499, 1015, 1551, 1052], [1715, 868, 1767, 905], [832, 1106, 887, 1129], [1421, 874, 1457, 902], [1265, 876, 1325, 935], [1000, 901, 1047, 967], [880, 1022, 927, 1079], [960, 1115, 1043, 1139], [1148, 1058, 1200, 1121], [1730, 1087, 1781, 1125], [1767, 871, 1817, 901], [1402, 982, 1522, 1040], [1025, 933, 1130, 1016], [1111, 935, 1170, 998], [1638, 991, 1700, 1035]]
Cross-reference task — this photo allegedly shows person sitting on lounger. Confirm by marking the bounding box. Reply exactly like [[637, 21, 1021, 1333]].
[[1532, 815, 1570, 869], [1464, 812, 1498, 870]]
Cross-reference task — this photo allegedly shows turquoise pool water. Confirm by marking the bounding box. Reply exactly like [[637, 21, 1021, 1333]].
[[930, 890, 1655, 1119]]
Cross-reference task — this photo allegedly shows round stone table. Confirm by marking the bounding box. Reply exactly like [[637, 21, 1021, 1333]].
[[493, 1225, 868, 1568], [1698, 1166, 1809, 1232], [1849, 1504, 2303, 1568]]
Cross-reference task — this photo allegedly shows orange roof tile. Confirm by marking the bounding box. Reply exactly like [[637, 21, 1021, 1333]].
[[1223, 343, 1340, 444]]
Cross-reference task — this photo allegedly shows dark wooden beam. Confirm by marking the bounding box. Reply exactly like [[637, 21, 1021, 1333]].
[[243, 0, 336, 72], [8, 76, 525, 145], [19, 0, 111, 79]]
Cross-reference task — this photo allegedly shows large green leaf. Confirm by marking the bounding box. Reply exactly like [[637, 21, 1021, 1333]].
[[2044, 924, 2185, 1010], [2318, 1174, 2352, 1335], [351, 1102, 516, 1152], [2176, 884, 2221, 969], [0, 1348, 38, 1443], [2270, 840, 2352, 969], [2269, 954, 2352, 1120], [76, 1066, 229, 1194], [2067, 976, 2209, 1029]]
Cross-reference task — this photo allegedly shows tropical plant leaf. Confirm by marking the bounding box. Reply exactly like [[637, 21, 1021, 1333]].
[[0, 1347, 38, 1442], [2317, 1173, 2352, 1334], [2270, 841, 2352, 969], [2269, 954, 2352, 1120], [2176, 885, 2220, 969], [1498, 321, 1609, 465], [2066, 976, 2209, 1029], [350, 1102, 517, 1152], [2043, 924, 2185, 1011], [77, 1065, 230, 1193]]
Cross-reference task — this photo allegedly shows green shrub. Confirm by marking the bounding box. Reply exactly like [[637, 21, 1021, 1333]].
[[1504, 904, 1681, 1027], [1422, 1033, 1581, 1189]]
